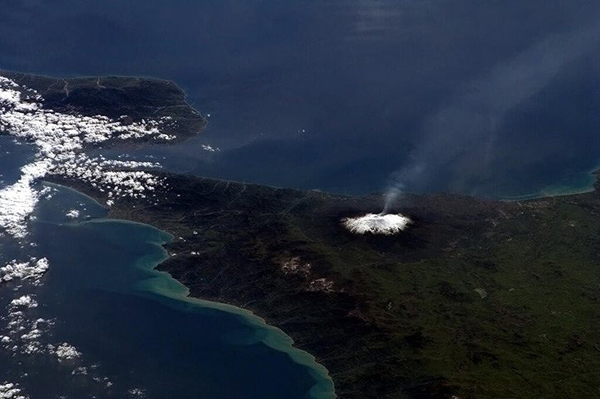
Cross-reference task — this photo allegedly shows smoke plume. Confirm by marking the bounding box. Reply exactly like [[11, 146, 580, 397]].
[[384, 21, 600, 211]]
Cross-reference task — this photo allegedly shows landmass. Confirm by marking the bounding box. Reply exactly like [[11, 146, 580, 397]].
[[1, 70, 206, 145], [55, 172, 600, 399], [3, 72, 600, 399]]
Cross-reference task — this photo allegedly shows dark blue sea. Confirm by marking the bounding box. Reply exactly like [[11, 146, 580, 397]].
[[2, 1, 600, 397], [3, 0, 600, 197]]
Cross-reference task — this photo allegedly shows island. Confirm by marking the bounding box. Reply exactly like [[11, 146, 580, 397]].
[[3, 71, 600, 399]]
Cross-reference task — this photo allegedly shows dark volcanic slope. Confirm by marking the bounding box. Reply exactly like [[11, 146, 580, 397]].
[[52, 172, 600, 399], [1, 70, 207, 144]]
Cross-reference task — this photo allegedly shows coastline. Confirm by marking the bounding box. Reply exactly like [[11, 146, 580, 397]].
[[499, 167, 600, 201], [0, 68, 206, 125], [44, 163, 600, 398], [80, 217, 336, 399]]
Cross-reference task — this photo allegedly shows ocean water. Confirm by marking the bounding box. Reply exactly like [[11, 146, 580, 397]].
[[2, 0, 600, 197], [0, 141, 334, 398]]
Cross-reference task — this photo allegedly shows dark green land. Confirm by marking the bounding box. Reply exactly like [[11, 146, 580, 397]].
[[1, 71, 207, 146], [11, 72, 599, 398], [55, 172, 600, 399]]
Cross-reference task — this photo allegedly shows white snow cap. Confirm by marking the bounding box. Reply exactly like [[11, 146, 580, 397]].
[[342, 213, 411, 235]]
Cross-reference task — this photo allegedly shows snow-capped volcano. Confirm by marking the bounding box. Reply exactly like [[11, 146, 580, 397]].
[[342, 213, 411, 235]]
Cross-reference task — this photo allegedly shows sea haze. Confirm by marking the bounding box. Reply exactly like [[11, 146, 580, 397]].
[[1, 0, 600, 197]]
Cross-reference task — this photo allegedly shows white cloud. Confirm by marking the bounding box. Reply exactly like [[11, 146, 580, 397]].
[[0, 382, 29, 399], [128, 388, 147, 398], [65, 209, 80, 218], [54, 342, 82, 361], [10, 295, 38, 308], [0, 159, 51, 238], [1, 257, 49, 284], [0, 76, 171, 239]]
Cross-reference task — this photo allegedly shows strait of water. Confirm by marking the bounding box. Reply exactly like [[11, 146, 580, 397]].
[[2, 0, 600, 197]]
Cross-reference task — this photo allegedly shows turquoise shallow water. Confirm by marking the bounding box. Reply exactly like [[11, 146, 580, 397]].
[[0, 180, 335, 398], [131, 231, 335, 399]]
